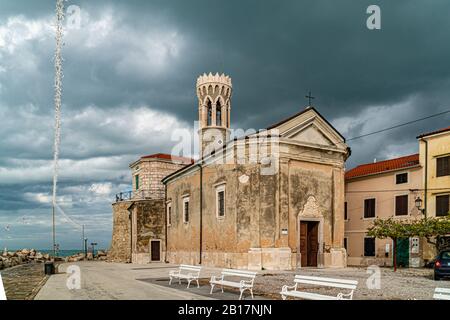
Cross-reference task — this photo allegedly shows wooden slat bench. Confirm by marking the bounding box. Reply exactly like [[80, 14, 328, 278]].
[[169, 264, 202, 289], [433, 287, 450, 300], [280, 275, 358, 300], [210, 269, 257, 300]]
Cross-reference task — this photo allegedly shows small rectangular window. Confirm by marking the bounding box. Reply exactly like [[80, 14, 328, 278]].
[[218, 191, 225, 217], [183, 198, 189, 223], [395, 195, 408, 216], [167, 203, 172, 226], [364, 237, 375, 257], [436, 195, 449, 217], [364, 198, 376, 218], [437, 156, 450, 177], [396, 173, 408, 184], [216, 185, 226, 218], [344, 202, 348, 220], [135, 175, 139, 190]]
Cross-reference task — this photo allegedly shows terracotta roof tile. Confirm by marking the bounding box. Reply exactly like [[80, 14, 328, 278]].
[[141, 153, 194, 164], [345, 154, 420, 180], [417, 126, 450, 139]]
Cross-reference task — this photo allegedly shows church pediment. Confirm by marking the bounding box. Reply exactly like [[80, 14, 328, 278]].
[[284, 122, 334, 146], [269, 107, 347, 150]]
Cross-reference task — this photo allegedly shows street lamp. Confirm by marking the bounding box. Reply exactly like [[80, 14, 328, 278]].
[[84, 238, 88, 256], [415, 197, 426, 217]]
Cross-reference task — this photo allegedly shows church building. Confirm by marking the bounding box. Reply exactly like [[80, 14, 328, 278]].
[[161, 73, 350, 270]]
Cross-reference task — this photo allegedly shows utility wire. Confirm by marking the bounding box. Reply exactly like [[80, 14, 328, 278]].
[[347, 109, 450, 141]]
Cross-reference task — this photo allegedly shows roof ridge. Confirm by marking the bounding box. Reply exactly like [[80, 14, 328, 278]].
[[351, 153, 419, 168]]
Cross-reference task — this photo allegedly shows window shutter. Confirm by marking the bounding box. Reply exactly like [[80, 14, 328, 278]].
[[436, 195, 449, 217]]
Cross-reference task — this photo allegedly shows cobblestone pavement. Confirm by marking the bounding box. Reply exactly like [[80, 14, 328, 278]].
[[253, 267, 450, 300], [34, 261, 450, 300], [1, 263, 49, 300]]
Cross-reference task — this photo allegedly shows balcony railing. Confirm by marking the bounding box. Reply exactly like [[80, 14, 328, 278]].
[[114, 190, 155, 202]]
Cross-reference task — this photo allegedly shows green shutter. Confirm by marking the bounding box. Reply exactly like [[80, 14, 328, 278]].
[[135, 175, 139, 190]]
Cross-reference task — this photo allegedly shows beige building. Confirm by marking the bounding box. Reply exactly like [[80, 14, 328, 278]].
[[162, 73, 350, 270], [417, 126, 450, 258], [345, 154, 424, 267]]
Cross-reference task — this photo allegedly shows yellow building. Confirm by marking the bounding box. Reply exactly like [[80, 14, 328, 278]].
[[417, 126, 450, 259]]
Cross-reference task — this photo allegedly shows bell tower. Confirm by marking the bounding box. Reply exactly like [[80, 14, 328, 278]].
[[196, 73, 232, 157]]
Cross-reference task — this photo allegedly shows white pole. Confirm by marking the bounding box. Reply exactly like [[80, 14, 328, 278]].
[[52, 0, 65, 256]]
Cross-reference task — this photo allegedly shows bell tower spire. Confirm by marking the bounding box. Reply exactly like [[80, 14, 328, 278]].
[[196, 72, 232, 157]]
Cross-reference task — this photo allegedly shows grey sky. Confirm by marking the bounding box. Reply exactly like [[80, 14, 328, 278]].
[[0, 0, 449, 250]]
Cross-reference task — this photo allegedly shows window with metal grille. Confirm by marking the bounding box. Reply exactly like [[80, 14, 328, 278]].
[[167, 204, 172, 226], [395, 195, 408, 216], [364, 198, 376, 218], [437, 156, 450, 177], [436, 195, 449, 217], [344, 202, 348, 220], [183, 198, 189, 223], [218, 191, 225, 217], [396, 173, 408, 184], [364, 237, 375, 257]]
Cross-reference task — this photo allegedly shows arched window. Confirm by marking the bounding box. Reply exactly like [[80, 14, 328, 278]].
[[207, 100, 212, 126], [216, 100, 222, 126]]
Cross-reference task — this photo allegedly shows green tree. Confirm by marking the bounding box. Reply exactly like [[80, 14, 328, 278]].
[[367, 215, 450, 271]]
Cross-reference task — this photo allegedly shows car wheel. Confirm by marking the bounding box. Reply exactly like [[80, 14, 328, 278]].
[[434, 274, 440, 281]]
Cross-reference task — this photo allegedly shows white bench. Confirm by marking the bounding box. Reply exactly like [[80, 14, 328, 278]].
[[434, 287, 450, 300], [169, 264, 202, 289], [280, 275, 358, 300], [210, 269, 257, 300], [0, 274, 6, 300]]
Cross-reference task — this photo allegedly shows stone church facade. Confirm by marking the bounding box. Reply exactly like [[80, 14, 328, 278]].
[[109, 73, 350, 270]]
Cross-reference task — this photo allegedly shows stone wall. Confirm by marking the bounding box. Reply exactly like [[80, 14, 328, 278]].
[[107, 201, 132, 262], [131, 159, 188, 199], [130, 199, 165, 264]]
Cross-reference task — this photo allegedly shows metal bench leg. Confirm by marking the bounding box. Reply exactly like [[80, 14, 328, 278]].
[[196, 279, 200, 288], [239, 289, 244, 300], [210, 284, 215, 294], [250, 288, 254, 300], [221, 285, 224, 293], [281, 294, 287, 300], [169, 277, 173, 285], [187, 279, 192, 289]]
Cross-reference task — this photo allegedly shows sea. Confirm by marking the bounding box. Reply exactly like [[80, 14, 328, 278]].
[[38, 249, 88, 257]]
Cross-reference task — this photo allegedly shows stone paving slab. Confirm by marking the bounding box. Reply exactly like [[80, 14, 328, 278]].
[[136, 277, 267, 300], [0, 263, 49, 300]]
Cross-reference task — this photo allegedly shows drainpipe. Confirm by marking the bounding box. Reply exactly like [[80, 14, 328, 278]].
[[199, 164, 203, 265], [164, 183, 168, 263], [424, 139, 428, 218], [128, 206, 133, 263]]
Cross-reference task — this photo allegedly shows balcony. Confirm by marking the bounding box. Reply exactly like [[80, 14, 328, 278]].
[[114, 190, 155, 203]]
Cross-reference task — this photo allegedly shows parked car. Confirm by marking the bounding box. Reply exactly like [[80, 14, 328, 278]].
[[434, 250, 450, 280]]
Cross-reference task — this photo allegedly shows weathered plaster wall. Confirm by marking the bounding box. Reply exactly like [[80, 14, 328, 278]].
[[166, 141, 347, 270], [130, 199, 165, 264]]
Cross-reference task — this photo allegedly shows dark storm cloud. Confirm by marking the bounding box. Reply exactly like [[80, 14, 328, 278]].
[[1, 0, 449, 249]]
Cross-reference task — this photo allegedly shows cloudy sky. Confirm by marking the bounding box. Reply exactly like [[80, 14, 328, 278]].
[[0, 0, 449, 250]]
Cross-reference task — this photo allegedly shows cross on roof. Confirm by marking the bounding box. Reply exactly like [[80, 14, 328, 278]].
[[305, 91, 315, 106]]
